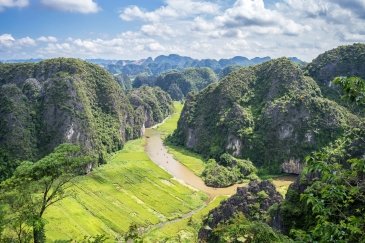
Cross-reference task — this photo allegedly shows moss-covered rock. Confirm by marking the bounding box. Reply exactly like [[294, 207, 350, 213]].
[[306, 43, 365, 113], [199, 180, 283, 242], [173, 58, 358, 173], [0, 58, 173, 180]]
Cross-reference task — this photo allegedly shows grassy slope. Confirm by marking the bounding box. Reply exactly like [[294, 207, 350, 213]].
[[45, 138, 207, 242], [144, 196, 228, 242], [156, 102, 206, 175]]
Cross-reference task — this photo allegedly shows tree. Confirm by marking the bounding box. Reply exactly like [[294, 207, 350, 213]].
[[0, 186, 33, 242], [333, 76, 365, 105], [212, 213, 291, 243], [124, 223, 142, 243], [0, 143, 95, 243], [287, 77, 365, 242]]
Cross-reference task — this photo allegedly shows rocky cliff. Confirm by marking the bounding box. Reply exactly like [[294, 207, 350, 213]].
[[173, 58, 358, 174], [0, 58, 173, 181], [199, 180, 283, 242], [271, 123, 365, 242], [306, 43, 365, 113]]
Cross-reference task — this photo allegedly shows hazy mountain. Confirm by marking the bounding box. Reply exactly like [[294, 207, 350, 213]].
[[99, 54, 305, 76], [133, 67, 218, 100]]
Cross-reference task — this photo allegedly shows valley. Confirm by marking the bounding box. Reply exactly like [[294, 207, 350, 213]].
[[44, 102, 295, 242], [0, 42, 364, 243]]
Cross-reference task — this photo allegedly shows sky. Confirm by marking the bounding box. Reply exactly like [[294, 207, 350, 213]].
[[0, 0, 364, 61]]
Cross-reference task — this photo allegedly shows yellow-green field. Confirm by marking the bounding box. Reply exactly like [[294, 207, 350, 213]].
[[45, 138, 207, 242], [156, 101, 184, 138], [144, 196, 228, 242], [156, 102, 206, 175]]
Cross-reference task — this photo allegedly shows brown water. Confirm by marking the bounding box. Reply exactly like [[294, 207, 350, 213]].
[[145, 128, 297, 198], [145, 128, 251, 198]]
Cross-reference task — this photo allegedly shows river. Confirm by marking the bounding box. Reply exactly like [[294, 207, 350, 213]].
[[145, 128, 296, 199]]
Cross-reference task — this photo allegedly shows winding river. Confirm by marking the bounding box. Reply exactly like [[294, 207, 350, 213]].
[[145, 128, 296, 199]]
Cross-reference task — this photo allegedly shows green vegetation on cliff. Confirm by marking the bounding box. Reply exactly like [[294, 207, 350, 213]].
[[306, 43, 365, 113], [128, 86, 173, 128], [202, 154, 258, 187], [173, 58, 358, 174], [0, 58, 173, 181], [115, 73, 132, 90], [273, 76, 365, 242]]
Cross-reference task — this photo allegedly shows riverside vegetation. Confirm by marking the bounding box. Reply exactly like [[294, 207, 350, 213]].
[[0, 43, 364, 242]]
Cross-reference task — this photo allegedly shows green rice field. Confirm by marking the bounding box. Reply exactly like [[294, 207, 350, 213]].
[[45, 138, 207, 242]]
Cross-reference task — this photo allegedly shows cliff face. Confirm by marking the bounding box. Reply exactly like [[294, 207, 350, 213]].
[[307, 43, 365, 87], [272, 125, 365, 238], [0, 58, 173, 180], [128, 86, 174, 128], [306, 43, 365, 113], [173, 58, 358, 173]]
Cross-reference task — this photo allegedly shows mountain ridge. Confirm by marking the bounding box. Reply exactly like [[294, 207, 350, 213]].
[[171, 57, 358, 174], [0, 54, 305, 76], [0, 58, 173, 181]]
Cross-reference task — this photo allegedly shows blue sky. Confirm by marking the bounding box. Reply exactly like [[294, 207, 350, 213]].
[[0, 0, 364, 61]]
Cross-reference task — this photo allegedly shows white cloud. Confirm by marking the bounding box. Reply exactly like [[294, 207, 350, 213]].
[[40, 0, 100, 14], [141, 23, 175, 37], [145, 42, 166, 52], [0, 0, 28, 11], [37, 36, 58, 43], [0, 34, 15, 47], [120, 0, 219, 22], [1, 0, 365, 61], [17, 36, 36, 46], [213, 0, 310, 36]]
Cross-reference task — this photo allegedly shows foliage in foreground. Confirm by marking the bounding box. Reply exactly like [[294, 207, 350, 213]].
[[0, 144, 94, 242], [211, 213, 291, 243], [276, 76, 365, 242]]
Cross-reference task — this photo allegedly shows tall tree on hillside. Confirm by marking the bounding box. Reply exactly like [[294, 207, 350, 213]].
[[0, 143, 95, 243]]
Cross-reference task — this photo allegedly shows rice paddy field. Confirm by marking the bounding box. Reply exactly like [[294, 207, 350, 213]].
[[44, 101, 295, 242], [44, 138, 207, 242], [144, 196, 228, 242]]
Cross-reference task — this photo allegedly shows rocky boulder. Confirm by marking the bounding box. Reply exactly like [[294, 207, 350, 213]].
[[199, 180, 283, 242]]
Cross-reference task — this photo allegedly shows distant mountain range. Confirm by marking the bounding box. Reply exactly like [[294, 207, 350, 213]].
[[102, 55, 305, 76], [1, 54, 306, 76]]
